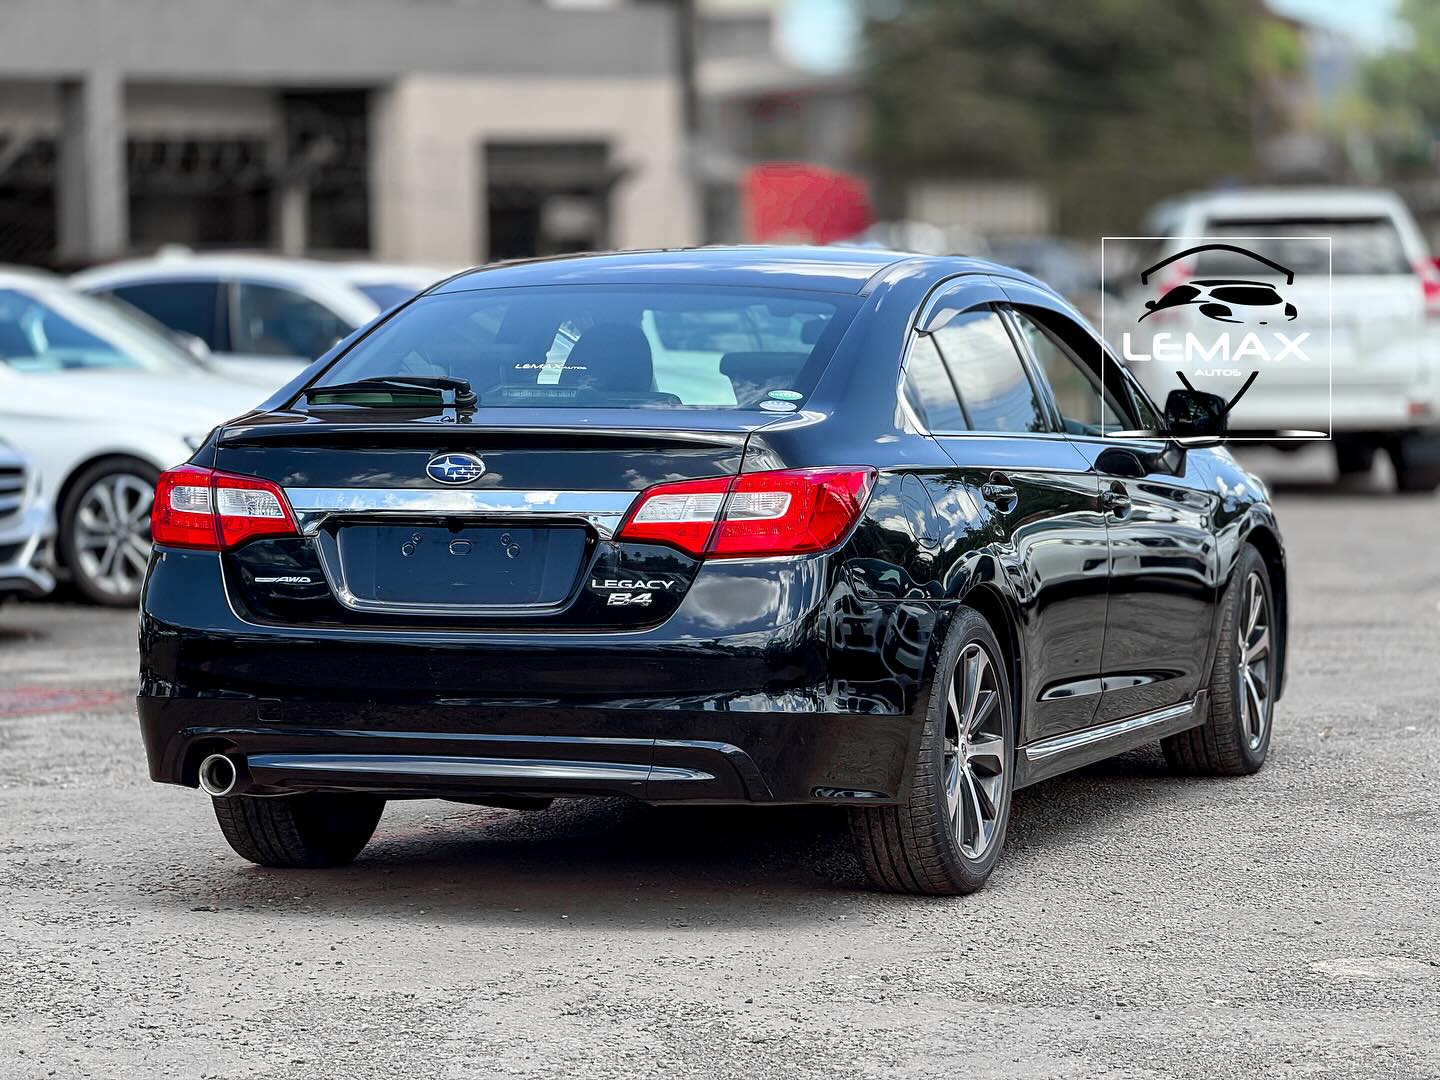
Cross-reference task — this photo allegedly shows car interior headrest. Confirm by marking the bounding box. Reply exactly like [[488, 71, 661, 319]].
[[557, 323, 654, 391]]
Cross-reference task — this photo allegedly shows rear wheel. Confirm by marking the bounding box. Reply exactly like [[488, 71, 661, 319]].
[[212, 793, 386, 868], [1163, 544, 1274, 775], [1388, 432, 1440, 493], [1333, 437, 1376, 478], [59, 457, 158, 606], [850, 608, 1013, 895]]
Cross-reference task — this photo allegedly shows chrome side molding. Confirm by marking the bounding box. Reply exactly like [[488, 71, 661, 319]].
[[1015, 691, 1209, 788], [284, 487, 637, 539]]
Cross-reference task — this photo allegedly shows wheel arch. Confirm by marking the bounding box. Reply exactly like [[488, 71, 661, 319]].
[[54, 450, 166, 566], [956, 581, 1026, 741], [1241, 522, 1288, 702]]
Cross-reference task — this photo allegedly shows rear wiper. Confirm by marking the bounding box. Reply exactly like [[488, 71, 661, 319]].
[[306, 375, 476, 408]]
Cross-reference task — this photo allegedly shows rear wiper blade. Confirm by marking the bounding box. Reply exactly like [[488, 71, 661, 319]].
[[306, 376, 476, 408]]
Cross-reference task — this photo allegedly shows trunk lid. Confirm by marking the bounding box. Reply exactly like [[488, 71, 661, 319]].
[[214, 408, 758, 629]]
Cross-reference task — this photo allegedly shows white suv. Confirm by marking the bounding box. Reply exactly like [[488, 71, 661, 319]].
[[1122, 188, 1440, 492], [72, 253, 446, 382]]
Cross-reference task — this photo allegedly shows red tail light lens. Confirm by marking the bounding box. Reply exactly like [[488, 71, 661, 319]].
[[618, 467, 875, 559], [1417, 260, 1440, 321], [152, 466, 299, 551], [616, 475, 731, 556]]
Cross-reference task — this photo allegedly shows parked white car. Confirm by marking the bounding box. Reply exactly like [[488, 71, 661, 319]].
[[0, 274, 265, 605], [71, 253, 446, 381], [0, 438, 55, 604], [1120, 188, 1440, 491]]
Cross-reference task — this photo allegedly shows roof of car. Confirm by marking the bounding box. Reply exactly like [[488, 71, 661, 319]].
[[0, 265, 63, 288], [1153, 187, 1410, 221], [428, 246, 988, 296], [70, 253, 440, 291]]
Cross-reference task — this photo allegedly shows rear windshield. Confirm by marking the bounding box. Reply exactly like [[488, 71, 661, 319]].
[[356, 283, 421, 310], [311, 285, 859, 410], [1198, 217, 1413, 276]]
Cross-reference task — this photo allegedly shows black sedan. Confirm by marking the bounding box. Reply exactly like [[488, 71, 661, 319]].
[[138, 247, 1287, 895]]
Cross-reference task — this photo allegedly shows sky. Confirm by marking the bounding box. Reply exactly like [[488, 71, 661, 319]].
[[762, 0, 1409, 75], [1266, 0, 1405, 48]]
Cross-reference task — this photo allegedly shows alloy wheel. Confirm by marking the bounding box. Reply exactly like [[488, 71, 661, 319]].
[[1237, 571, 1272, 750], [941, 642, 1007, 860], [72, 472, 154, 599]]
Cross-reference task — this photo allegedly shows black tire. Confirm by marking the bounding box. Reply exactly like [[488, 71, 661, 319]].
[[850, 607, 1014, 895], [1163, 544, 1275, 776], [57, 456, 160, 607], [1333, 437, 1376, 478], [212, 793, 385, 868], [1388, 433, 1440, 494]]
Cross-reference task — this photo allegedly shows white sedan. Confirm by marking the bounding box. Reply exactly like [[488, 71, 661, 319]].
[[71, 253, 446, 381], [0, 274, 268, 605]]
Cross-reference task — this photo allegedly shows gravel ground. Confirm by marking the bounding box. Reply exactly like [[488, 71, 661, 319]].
[[1, 448, 1437, 1079]]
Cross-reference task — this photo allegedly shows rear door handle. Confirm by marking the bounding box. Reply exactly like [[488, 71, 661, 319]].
[[981, 475, 1018, 512], [1100, 484, 1132, 515]]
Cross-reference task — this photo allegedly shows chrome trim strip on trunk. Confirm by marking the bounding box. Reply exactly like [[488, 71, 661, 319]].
[[284, 487, 638, 539]]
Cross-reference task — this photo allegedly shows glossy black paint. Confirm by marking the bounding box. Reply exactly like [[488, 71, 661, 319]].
[[139, 247, 1288, 806]]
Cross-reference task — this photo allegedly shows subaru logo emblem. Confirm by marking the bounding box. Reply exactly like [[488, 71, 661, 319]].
[[426, 453, 486, 485]]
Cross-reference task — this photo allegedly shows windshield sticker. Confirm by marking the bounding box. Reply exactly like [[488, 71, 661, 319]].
[[768, 389, 804, 401], [759, 400, 798, 412]]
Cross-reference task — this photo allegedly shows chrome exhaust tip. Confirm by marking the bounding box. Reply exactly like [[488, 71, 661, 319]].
[[197, 753, 243, 797]]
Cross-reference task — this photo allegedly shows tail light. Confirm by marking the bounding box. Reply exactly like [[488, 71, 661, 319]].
[[618, 467, 875, 559], [1416, 260, 1440, 321], [152, 465, 299, 550]]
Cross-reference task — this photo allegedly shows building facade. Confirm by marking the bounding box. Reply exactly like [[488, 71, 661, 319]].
[[0, 0, 699, 267]]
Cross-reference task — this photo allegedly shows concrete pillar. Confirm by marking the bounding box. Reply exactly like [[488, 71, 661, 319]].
[[276, 181, 308, 256], [367, 84, 404, 262], [57, 70, 127, 262]]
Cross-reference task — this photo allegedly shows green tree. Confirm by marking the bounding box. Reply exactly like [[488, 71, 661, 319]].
[[1353, 0, 1440, 177], [863, 0, 1264, 236]]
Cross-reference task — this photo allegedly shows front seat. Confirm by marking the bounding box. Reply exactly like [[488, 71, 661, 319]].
[[557, 323, 653, 392]]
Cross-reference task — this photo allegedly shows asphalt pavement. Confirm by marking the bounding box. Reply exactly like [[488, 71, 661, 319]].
[[1, 447, 1437, 1079]]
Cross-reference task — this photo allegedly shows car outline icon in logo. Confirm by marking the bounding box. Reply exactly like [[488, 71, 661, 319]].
[[1138, 243, 1298, 326], [425, 453, 487, 485]]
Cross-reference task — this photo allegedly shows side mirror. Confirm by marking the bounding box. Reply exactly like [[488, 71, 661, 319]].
[[173, 331, 211, 360], [1164, 388, 1228, 441]]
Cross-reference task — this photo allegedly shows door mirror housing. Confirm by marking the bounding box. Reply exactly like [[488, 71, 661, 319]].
[[1164, 388, 1228, 442]]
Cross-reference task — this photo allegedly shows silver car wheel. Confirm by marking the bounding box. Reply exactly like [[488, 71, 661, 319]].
[[72, 472, 154, 599], [941, 642, 1007, 860], [1237, 571, 1272, 750]]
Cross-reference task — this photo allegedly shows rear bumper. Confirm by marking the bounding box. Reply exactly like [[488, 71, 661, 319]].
[[1128, 356, 1440, 435], [136, 697, 916, 804], [138, 548, 944, 805]]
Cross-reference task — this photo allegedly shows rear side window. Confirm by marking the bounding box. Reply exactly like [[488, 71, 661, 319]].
[[314, 286, 859, 410], [902, 335, 967, 432], [1200, 217, 1413, 276], [235, 284, 353, 359], [931, 310, 1047, 434], [109, 281, 221, 347]]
